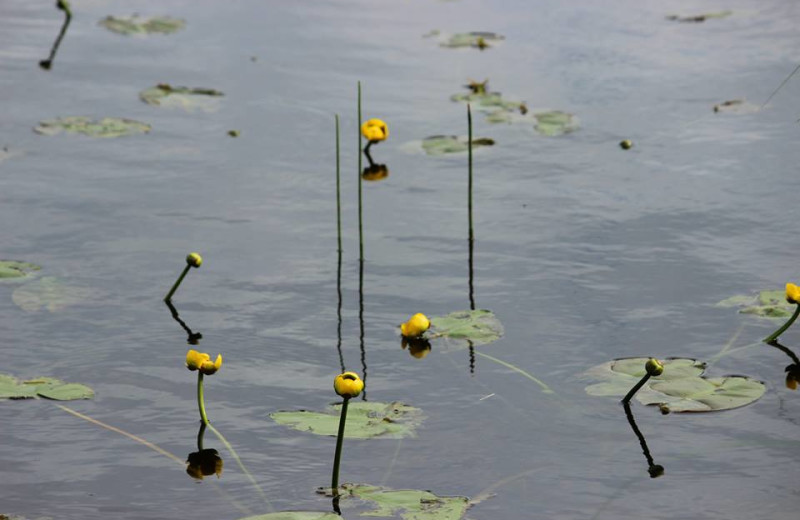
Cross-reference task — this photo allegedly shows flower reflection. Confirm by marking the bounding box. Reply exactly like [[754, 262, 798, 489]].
[[186, 448, 223, 480], [401, 336, 432, 359], [362, 163, 389, 181]]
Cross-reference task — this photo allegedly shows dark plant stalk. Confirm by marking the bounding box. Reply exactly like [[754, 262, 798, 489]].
[[359, 258, 367, 400], [197, 372, 209, 425], [335, 114, 345, 373], [621, 373, 651, 404], [764, 304, 800, 344], [196, 421, 207, 451], [468, 104, 474, 245], [336, 114, 342, 255], [40, 0, 72, 70], [164, 264, 190, 302], [357, 81, 364, 262], [331, 397, 351, 493]]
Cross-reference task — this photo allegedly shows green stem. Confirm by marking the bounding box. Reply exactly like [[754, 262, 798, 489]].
[[467, 104, 473, 244], [331, 397, 350, 493], [336, 114, 342, 255], [621, 374, 651, 404], [164, 264, 191, 302], [764, 303, 800, 344], [357, 81, 363, 262], [197, 372, 209, 426]]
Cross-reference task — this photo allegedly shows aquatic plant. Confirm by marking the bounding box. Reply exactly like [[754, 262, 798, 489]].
[[331, 372, 364, 493], [39, 0, 72, 70], [621, 358, 663, 404], [400, 313, 430, 338], [361, 118, 388, 167], [164, 252, 202, 302], [763, 283, 800, 343], [186, 349, 222, 425]]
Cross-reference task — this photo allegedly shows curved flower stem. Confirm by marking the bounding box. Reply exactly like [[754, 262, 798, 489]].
[[197, 372, 209, 426], [164, 264, 191, 302], [363, 141, 376, 167], [621, 374, 651, 405], [763, 304, 800, 344], [331, 397, 350, 494]]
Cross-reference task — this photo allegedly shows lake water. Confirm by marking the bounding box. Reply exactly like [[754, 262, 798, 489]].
[[2, 1, 800, 519]]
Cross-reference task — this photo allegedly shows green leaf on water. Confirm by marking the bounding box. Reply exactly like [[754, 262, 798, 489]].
[[420, 135, 494, 155], [239, 513, 340, 520], [451, 92, 523, 112], [99, 15, 185, 35], [336, 483, 471, 520], [140, 84, 224, 112], [428, 309, 504, 346], [0, 260, 40, 280], [34, 117, 151, 138], [440, 31, 504, 49], [0, 374, 94, 401], [12, 276, 96, 313], [533, 111, 579, 136], [716, 289, 794, 318], [583, 357, 765, 413], [270, 401, 423, 439]]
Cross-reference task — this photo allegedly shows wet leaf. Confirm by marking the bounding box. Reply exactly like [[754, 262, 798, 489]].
[[583, 357, 765, 412], [0, 374, 94, 401], [716, 289, 794, 318], [270, 401, 423, 439], [337, 483, 471, 520], [99, 15, 185, 35], [239, 513, 340, 520], [533, 111, 579, 136], [429, 309, 504, 346], [12, 276, 95, 313], [34, 117, 151, 138], [441, 31, 504, 49], [139, 84, 224, 112], [420, 135, 494, 155], [0, 260, 40, 280]]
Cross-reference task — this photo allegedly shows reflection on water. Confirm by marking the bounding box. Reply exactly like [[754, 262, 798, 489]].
[[768, 341, 800, 391], [38, 0, 71, 70], [401, 336, 432, 359], [165, 299, 203, 345], [186, 423, 223, 480], [622, 402, 664, 479]]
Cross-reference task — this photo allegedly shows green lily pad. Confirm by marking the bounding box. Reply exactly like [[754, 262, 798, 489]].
[[336, 483, 471, 520], [99, 15, 185, 35], [34, 117, 151, 138], [239, 513, 340, 520], [0, 260, 40, 280], [12, 276, 96, 313], [139, 84, 224, 112], [420, 135, 495, 155], [428, 309, 504, 346], [717, 289, 794, 318], [533, 111, 579, 136], [666, 11, 732, 23], [270, 401, 423, 439], [583, 357, 765, 413], [0, 374, 94, 401], [441, 32, 504, 49], [450, 92, 523, 112]]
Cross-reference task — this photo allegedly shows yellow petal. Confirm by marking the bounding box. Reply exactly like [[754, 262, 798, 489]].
[[401, 313, 430, 338], [786, 283, 800, 304], [186, 349, 210, 371], [200, 354, 223, 375], [361, 118, 388, 142], [334, 372, 364, 398]]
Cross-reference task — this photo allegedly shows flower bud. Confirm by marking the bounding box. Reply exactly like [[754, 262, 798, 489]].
[[186, 350, 222, 375], [645, 358, 664, 377], [186, 252, 203, 268], [334, 372, 364, 399], [619, 139, 633, 150], [400, 313, 430, 338], [786, 283, 800, 304], [361, 119, 389, 142]]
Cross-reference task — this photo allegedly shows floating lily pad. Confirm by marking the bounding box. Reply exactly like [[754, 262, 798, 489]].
[[99, 15, 185, 35], [666, 11, 732, 23], [12, 276, 95, 313], [713, 99, 759, 114], [0, 261, 40, 280], [270, 401, 423, 439], [239, 513, 340, 520], [428, 309, 504, 346], [420, 135, 494, 155], [441, 32, 504, 49], [717, 289, 794, 318], [0, 374, 94, 401], [336, 484, 471, 520], [451, 92, 524, 112], [583, 357, 765, 413], [533, 111, 579, 136], [139, 84, 224, 112], [34, 117, 151, 138]]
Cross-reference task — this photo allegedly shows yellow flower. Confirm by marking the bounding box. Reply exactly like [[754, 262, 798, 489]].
[[361, 119, 388, 142], [786, 283, 800, 304], [334, 372, 364, 399], [645, 358, 664, 377], [400, 313, 430, 338], [186, 349, 222, 375], [186, 252, 203, 268]]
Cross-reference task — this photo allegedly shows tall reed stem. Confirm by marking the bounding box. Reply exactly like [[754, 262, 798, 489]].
[[357, 81, 364, 262], [331, 397, 350, 493]]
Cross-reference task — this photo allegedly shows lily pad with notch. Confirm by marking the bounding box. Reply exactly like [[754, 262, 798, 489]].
[[583, 357, 765, 413], [140, 84, 224, 112], [0, 374, 94, 401], [270, 401, 424, 439], [716, 289, 794, 318], [427, 309, 504, 347], [330, 483, 472, 520], [12, 276, 97, 313], [99, 15, 185, 35], [34, 117, 151, 138], [0, 260, 41, 280], [419, 135, 495, 156]]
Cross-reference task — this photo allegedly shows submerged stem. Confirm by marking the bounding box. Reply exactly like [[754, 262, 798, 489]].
[[764, 303, 800, 344], [331, 397, 350, 493], [164, 264, 191, 302]]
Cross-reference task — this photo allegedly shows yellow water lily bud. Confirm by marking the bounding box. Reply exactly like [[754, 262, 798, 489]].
[[786, 283, 800, 304], [186, 349, 210, 371], [620, 139, 633, 150], [199, 354, 223, 376], [400, 313, 430, 338], [645, 358, 664, 377], [186, 252, 203, 268], [361, 119, 388, 142], [334, 372, 364, 399]]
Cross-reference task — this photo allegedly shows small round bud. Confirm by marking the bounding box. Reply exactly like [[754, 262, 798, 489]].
[[786, 282, 800, 304], [400, 313, 431, 338], [186, 252, 203, 268], [334, 372, 364, 399], [620, 139, 633, 150], [645, 358, 664, 377]]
